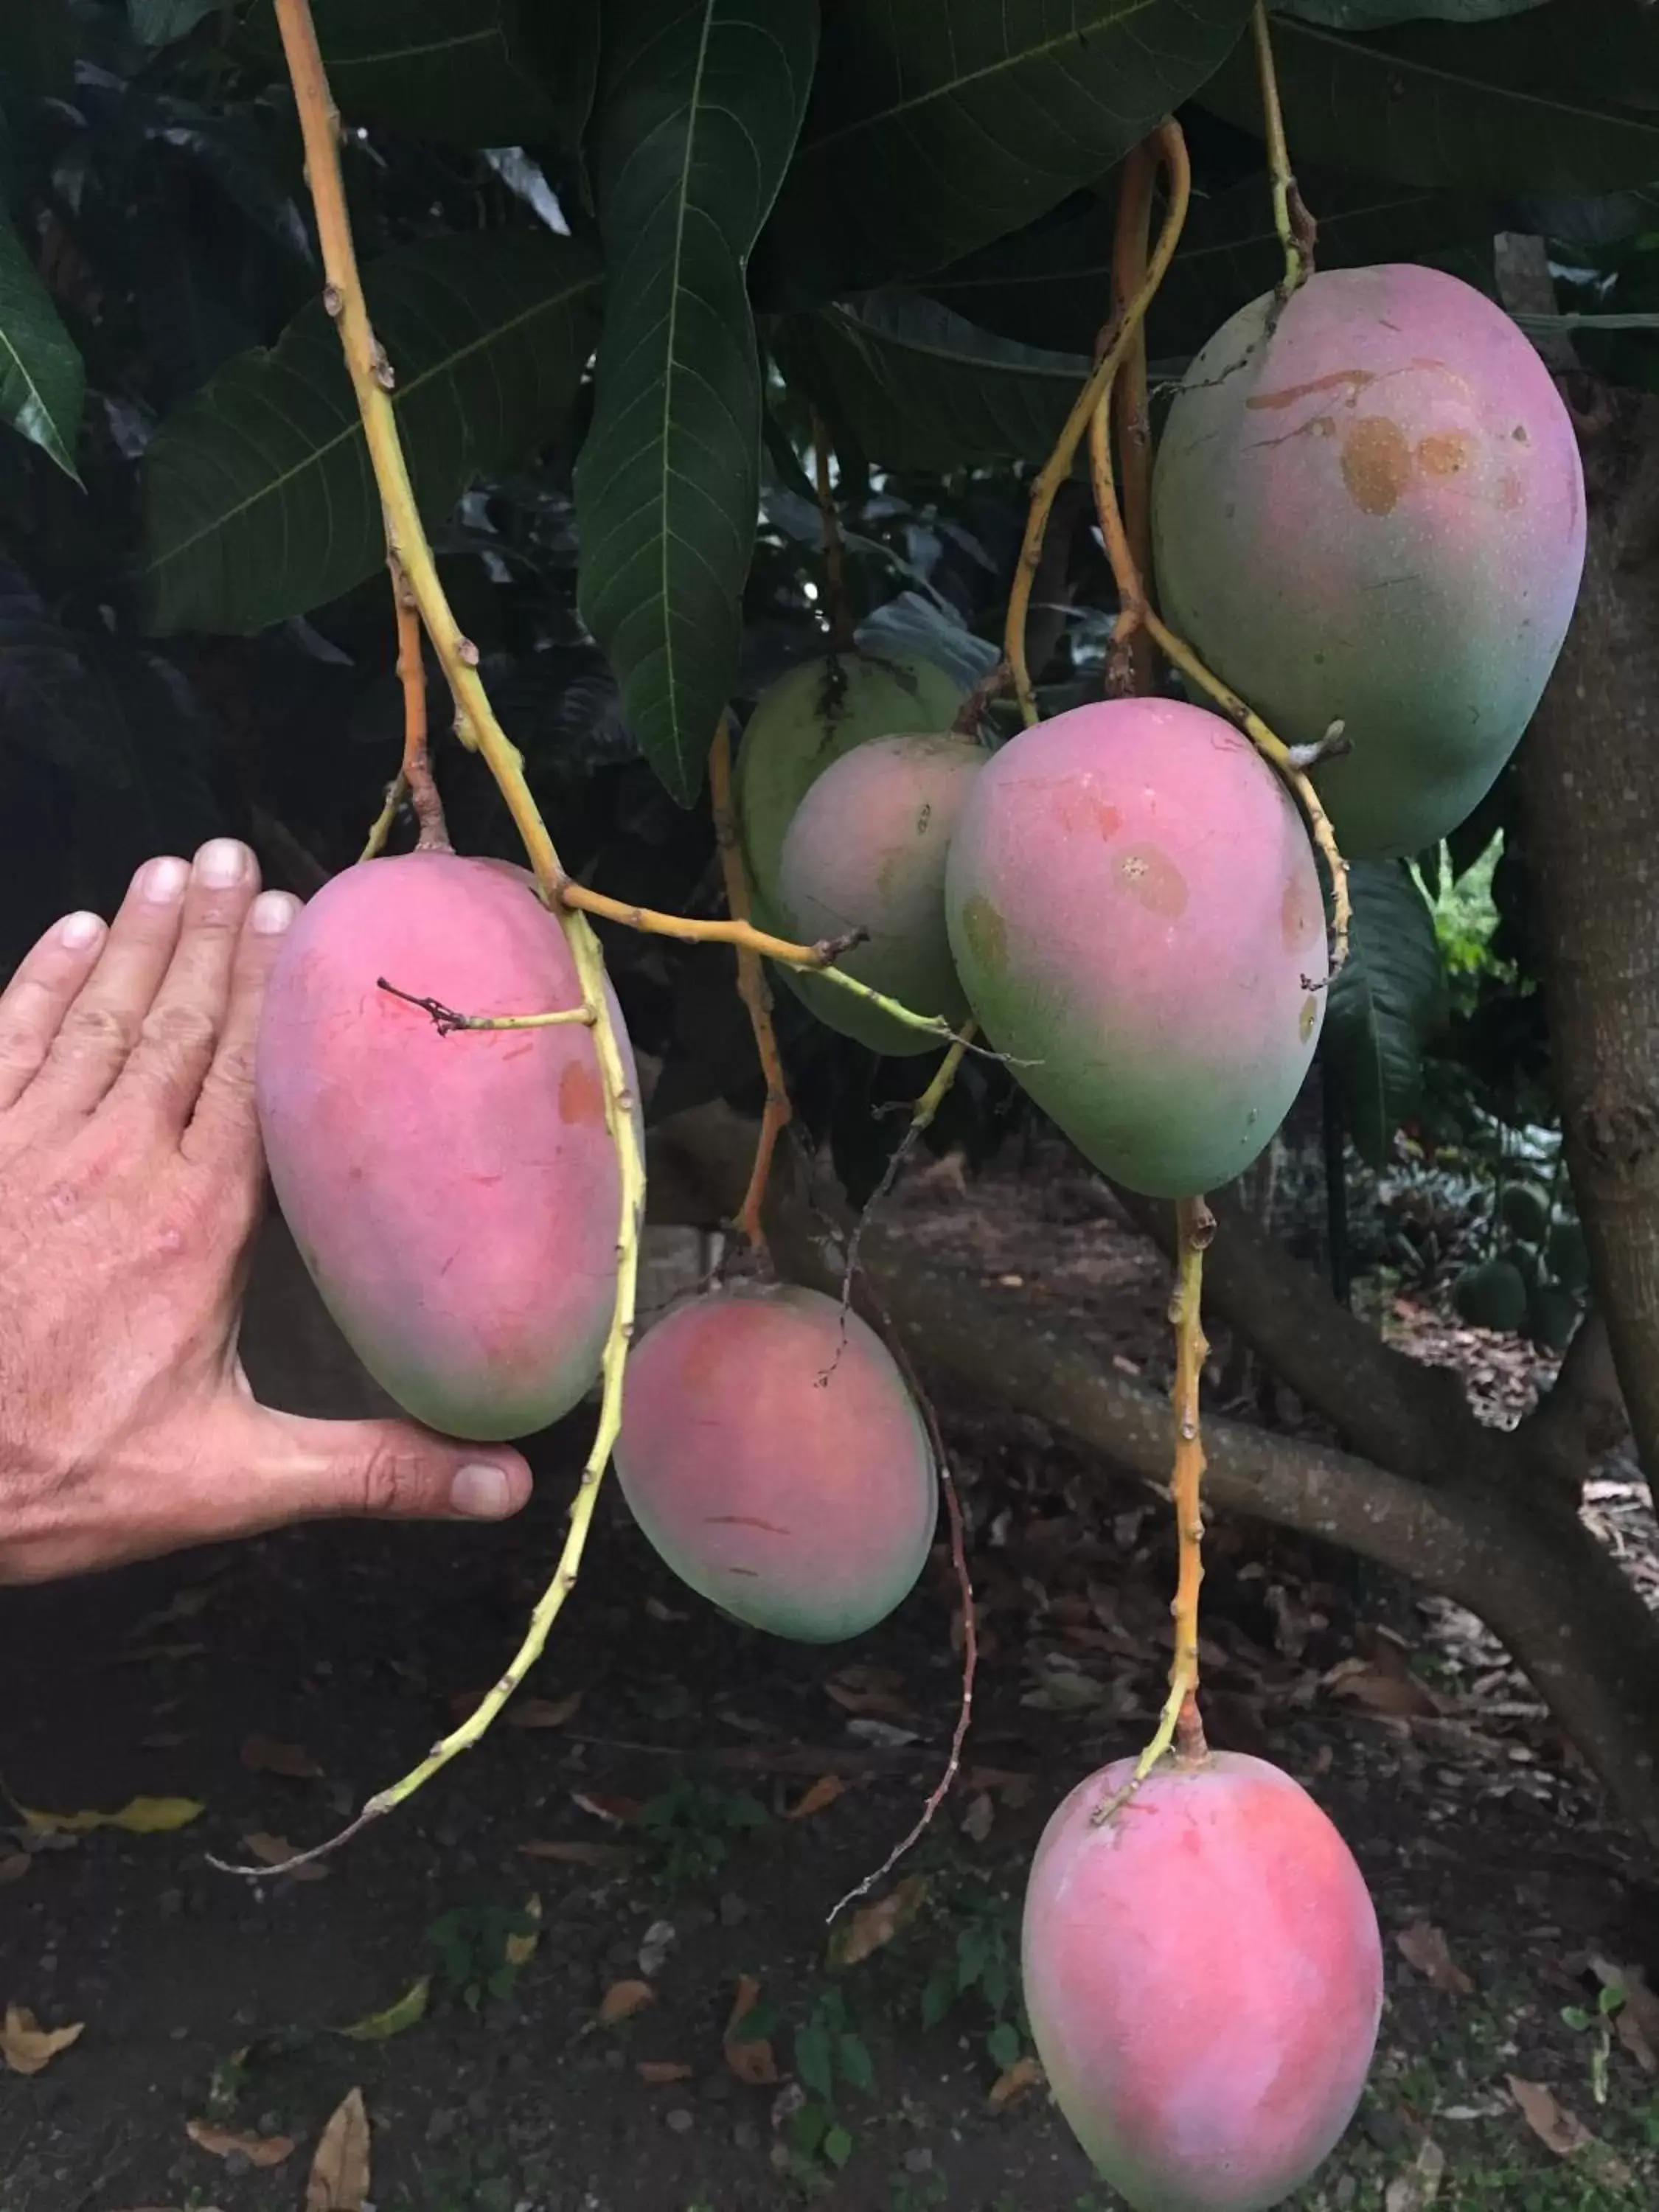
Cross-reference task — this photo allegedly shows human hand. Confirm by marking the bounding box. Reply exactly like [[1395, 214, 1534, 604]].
[[0, 841, 532, 1583]]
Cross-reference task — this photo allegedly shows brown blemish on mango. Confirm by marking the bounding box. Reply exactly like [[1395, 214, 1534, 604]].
[[1496, 472, 1523, 512], [1340, 417, 1412, 515], [1299, 996, 1318, 1043], [1416, 430, 1471, 477], [960, 894, 1007, 971], [1118, 845, 1188, 919], [558, 1059, 604, 1127]]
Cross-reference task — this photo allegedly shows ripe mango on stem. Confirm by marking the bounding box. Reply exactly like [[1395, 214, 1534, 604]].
[[256, 852, 635, 1441], [776, 731, 984, 1041], [1152, 264, 1586, 860], [1023, 1752, 1383, 2212], [945, 698, 1326, 1199], [734, 650, 964, 1054], [614, 1283, 936, 1643]]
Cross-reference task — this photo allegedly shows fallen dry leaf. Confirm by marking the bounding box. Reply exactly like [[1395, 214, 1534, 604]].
[[1, 2006, 84, 2076], [1322, 1658, 1440, 1719], [1385, 2138, 1446, 2212], [505, 1691, 582, 1730], [306, 2086, 369, 2212], [724, 1975, 779, 2086], [240, 1734, 321, 1780], [636, 2059, 694, 2084], [184, 2120, 294, 2168], [1507, 2076, 1592, 2157], [571, 1789, 643, 1826], [827, 1874, 929, 1969], [504, 1894, 542, 1968], [240, 1832, 329, 1882], [1396, 1921, 1473, 1997], [1590, 1955, 1659, 2074], [785, 1775, 845, 1821], [23, 1795, 202, 1836], [961, 1792, 995, 1843], [824, 1682, 916, 1721], [0, 1853, 32, 1886], [517, 1838, 632, 1867], [989, 2056, 1043, 2111], [338, 1975, 429, 2042], [599, 1979, 654, 2025]]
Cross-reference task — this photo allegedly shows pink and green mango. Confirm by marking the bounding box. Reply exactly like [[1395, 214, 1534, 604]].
[[614, 1283, 936, 1643], [944, 698, 1326, 1198], [1152, 263, 1586, 858], [255, 852, 633, 1441], [1023, 1752, 1382, 2212]]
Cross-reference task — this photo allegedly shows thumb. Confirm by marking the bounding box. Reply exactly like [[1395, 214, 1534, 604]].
[[222, 1401, 533, 1533]]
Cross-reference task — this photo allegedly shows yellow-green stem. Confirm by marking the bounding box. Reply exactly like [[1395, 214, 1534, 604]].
[[1251, 3, 1311, 297]]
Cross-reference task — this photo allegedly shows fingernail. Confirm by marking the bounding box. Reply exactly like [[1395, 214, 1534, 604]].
[[142, 856, 189, 904], [250, 891, 299, 936], [451, 1463, 515, 1519], [195, 838, 249, 888], [58, 911, 104, 950]]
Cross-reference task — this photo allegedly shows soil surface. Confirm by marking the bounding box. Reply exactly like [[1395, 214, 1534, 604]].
[[3, 1159, 1658, 2212]]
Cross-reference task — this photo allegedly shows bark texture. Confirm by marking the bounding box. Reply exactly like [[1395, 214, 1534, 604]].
[[1520, 385, 1659, 1485]]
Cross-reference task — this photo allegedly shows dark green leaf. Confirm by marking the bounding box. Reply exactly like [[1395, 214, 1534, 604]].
[[240, 0, 597, 151], [574, 0, 818, 802], [139, 231, 602, 635], [131, 0, 221, 46], [822, 2124, 854, 2169], [1275, 0, 1547, 24], [925, 170, 1497, 358], [1326, 860, 1447, 1166], [1199, 8, 1659, 196], [837, 2031, 875, 2095], [0, 215, 83, 479], [757, 0, 1256, 301], [795, 2022, 834, 2101], [920, 1967, 955, 2030], [987, 2020, 1023, 2070], [771, 294, 1088, 473]]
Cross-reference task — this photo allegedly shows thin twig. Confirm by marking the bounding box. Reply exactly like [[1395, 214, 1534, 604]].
[[1251, 2, 1315, 302], [1004, 117, 1192, 724], [710, 714, 791, 1252], [1091, 1195, 1214, 1826], [390, 553, 448, 852], [840, 1029, 976, 1319], [811, 409, 855, 653], [826, 1318, 977, 1924], [375, 978, 596, 1034], [950, 658, 1012, 739], [218, 0, 647, 1880]]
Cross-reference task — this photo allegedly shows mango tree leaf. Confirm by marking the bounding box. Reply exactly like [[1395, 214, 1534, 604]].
[[240, 0, 598, 152], [923, 169, 1498, 358], [0, 216, 83, 479], [770, 295, 1088, 473], [139, 230, 601, 636], [574, 0, 818, 804], [131, 0, 222, 46], [6, 0, 75, 93], [1198, 7, 1659, 196], [1325, 860, 1447, 1166], [1275, 0, 1547, 24], [755, 0, 1257, 304]]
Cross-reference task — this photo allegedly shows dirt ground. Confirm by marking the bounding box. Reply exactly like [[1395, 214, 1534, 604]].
[[3, 1160, 1658, 2212]]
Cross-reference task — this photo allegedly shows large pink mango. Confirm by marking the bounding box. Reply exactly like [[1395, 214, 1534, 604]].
[[1152, 264, 1586, 858], [944, 698, 1326, 1198], [256, 852, 633, 1441], [614, 1283, 936, 1643], [1023, 1753, 1383, 2212], [776, 732, 984, 1042]]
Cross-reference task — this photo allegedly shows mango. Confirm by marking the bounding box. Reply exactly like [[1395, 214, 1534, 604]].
[[776, 732, 983, 1040], [255, 852, 634, 1441], [614, 1283, 936, 1643], [944, 698, 1326, 1198], [735, 650, 964, 1054], [1151, 264, 1586, 859], [1023, 1752, 1382, 2212]]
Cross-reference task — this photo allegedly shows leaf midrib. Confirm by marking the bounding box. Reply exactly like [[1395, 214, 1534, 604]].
[[800, 0, 1168, 161], [142, 264, 599, 583]]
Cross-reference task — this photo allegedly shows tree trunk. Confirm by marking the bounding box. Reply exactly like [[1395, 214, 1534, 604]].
[[1520, 385, 1659, 1483]]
